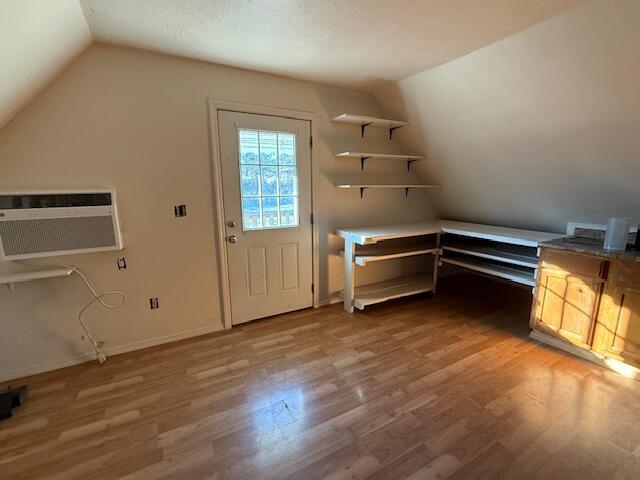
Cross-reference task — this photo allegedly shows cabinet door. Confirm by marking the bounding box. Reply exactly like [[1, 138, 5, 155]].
[[593, 262, 640, 367], [532, 267, 602, 347]]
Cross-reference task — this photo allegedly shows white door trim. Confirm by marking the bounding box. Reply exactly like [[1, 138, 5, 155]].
[[207, 98, 320, 330]]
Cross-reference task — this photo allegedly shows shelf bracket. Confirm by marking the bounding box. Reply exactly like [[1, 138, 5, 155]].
[[360, 122, 373, 138], [407, 159, 417, 171], [405, 187, 410, 197], [360, 187, 367, 198], [360, 156, 371, 170], [389, 126, 402, 140]]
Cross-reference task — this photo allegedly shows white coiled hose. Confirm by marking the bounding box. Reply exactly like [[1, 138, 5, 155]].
[[62, 265, 126, 364]]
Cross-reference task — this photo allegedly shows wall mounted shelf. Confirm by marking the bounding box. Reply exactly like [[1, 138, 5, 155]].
[[332, 113, 408, 139], [336, 184, 440, 198], [0, 266, 74, 293], [335, 152, 424, 170]]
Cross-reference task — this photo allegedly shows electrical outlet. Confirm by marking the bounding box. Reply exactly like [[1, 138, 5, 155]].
[[150, 297, 159, 309], [174, 204, 187, 217], [117, 258, 127, 270]]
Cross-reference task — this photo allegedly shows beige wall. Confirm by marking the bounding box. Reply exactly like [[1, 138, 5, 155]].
[[375, 0, 640, 232], [0, 44, 435, 380]]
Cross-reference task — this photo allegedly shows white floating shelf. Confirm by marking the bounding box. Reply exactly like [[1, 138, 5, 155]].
[[336, 152, 424, 171], [337, 184, 438, 189], [440, 256, 535, 287], [0, 266, 74, 293], [442, 242, 538, 269], [332, 114, 408, 139], [340, 244, 439, 266], [339, 274, 435, 310], [337, 184, 439, 198], [336, 152, 423, 160]]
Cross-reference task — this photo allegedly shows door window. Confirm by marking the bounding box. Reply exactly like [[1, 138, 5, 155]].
[[238, 129, 299, 230]]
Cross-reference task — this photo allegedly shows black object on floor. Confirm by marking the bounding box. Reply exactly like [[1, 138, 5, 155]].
[[0, 386, 26, 420]]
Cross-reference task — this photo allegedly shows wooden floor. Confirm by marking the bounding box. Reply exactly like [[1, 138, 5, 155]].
[[2, 274, 640, 479]]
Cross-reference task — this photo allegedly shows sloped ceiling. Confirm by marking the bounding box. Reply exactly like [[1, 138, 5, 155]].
[[374, 0, 640, 231], [79, 0, 582, 92], [0, 0, 583, 130], [0, 0, 92, 130]]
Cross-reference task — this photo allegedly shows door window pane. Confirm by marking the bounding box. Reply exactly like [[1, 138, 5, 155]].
[[260, 166, 279, 196], [278, 134, 296, 165], [239, 131, 259, 164], [242, 197, 262, 229], [279, 196, 297, 227], [238, 129, 299, 231], [259, 131, 278, 165], [262, 197, 279, 227], [279, 166, 297, 195], [240, 165, 260, 196]]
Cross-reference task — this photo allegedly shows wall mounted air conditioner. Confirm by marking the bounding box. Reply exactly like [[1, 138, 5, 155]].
[[0, 189, 123, 261]]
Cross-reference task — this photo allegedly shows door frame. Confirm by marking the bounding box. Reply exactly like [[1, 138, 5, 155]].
[[207, 98, 320, 330]]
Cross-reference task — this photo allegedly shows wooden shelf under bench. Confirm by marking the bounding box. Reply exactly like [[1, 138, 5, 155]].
[[339, 274, 435, 311], [338, 222, 441, 313], [439, 220, 563, 290], [339, 236, 439, 266], [337, 220, 564, 313], [441, 255, 536, 287]]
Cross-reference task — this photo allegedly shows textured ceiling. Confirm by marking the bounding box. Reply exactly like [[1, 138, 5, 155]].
[[0, 0, 583, 130], [79, 0, 583, 91], [0, 0, 92, 129]]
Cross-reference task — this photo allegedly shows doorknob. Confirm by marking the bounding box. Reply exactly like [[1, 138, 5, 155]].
[[228, 235, 239, 244]]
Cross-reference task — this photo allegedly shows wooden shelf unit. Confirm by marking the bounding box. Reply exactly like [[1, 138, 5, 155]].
[[338, 222, 441, 313], [337, 220, 564, 313], [439, 220, 564, 289]]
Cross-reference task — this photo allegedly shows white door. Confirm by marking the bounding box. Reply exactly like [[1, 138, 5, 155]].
[[218, 110, 313, 325]]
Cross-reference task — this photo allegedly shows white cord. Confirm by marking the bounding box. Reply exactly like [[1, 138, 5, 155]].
[[62, 264, 126, 364]]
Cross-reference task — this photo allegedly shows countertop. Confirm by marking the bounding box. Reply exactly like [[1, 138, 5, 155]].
[[540, 236, 640, 263]]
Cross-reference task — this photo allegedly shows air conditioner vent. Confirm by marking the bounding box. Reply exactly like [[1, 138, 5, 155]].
[[0, 189, 123, 260], [0, 193, 112, 210], [0, 217, 117, 257]]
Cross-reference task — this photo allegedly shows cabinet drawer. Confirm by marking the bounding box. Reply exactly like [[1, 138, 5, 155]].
[[540, 249, 605, 279]]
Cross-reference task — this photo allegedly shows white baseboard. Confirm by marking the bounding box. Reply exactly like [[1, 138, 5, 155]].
[[0, 323, 224, 383]]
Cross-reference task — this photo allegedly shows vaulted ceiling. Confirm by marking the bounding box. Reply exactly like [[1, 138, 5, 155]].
[[79, 0, 582, 90], [0, 0, 91, 130], [1, 0, 583, 129]]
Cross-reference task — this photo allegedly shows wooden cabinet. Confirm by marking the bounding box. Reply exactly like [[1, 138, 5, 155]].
[[592, 262, 640, 367], [531, 250, 605, 348], [531, 248, 640, 370]]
